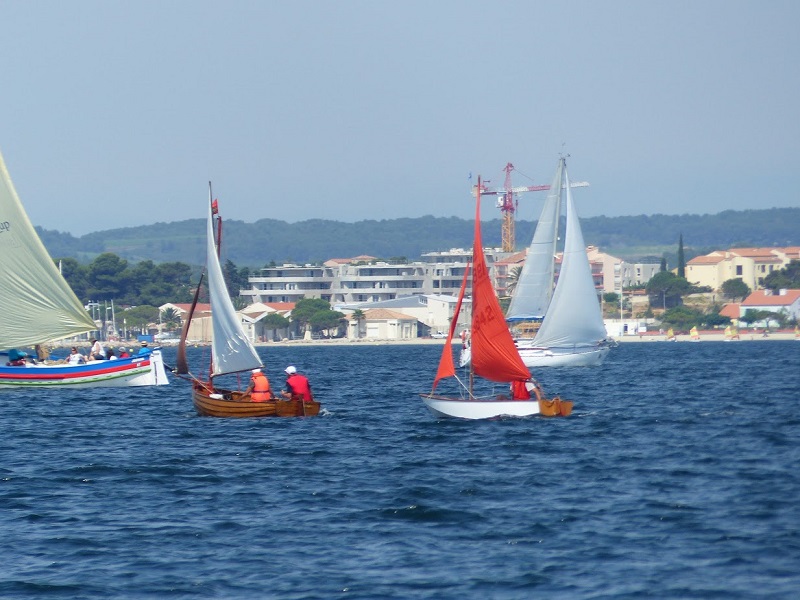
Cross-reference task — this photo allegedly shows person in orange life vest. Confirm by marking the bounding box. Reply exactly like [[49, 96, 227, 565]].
[[244, 368, 272, 402], [510, 378, 543, 401], [281, 365, 313, 401]]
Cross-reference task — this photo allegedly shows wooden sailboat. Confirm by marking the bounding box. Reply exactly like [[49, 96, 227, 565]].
[[419, 177, 572, 420], [175, 185, 320, 418], [510, 158, 613, 367], [0, 149, 169, 388]]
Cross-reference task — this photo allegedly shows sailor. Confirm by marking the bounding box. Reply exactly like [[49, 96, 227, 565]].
[[89, 338, 106, 361], [510, 378, 543, 401], [245, 368, 272, 402], [281, 365, 313, 401], [137, 341, 153, 357], [67, 347, 87, 365]]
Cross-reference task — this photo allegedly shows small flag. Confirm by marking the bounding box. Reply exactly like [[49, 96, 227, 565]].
[[211, 199, 219, 214]]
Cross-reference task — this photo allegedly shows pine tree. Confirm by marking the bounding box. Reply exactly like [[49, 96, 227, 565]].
[[677, 234, 685, 278]]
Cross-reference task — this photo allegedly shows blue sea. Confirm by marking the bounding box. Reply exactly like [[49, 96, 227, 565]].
[[2, 341, 799, 599]]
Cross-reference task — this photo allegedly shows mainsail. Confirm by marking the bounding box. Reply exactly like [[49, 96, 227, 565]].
[[466, 180, 531, 383], [532, 160, 607, 349], [0, 150, 96, 348], [205, 188, 262, 377]]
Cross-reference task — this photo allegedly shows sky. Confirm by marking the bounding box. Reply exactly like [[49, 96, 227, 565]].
[[1, 0, 798, 236]]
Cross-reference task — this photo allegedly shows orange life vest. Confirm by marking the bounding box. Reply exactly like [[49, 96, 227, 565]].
[[251, 373, 271, 402]]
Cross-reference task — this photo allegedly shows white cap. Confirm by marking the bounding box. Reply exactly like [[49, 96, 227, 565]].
[[252, 368, 262, 374], [284, 365, 297, 374]]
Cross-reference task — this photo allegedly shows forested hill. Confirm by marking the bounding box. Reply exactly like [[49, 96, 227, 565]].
[[39, 207, 800, 268]]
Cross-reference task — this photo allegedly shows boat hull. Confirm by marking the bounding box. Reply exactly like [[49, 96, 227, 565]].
[[0, 351, 169, 388], [192, 384, 321, 418], [516, 344, 610, 367], [420, 394, 572, 420]]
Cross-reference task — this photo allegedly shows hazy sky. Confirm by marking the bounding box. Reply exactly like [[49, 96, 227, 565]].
[[1, 1, 798, 236]]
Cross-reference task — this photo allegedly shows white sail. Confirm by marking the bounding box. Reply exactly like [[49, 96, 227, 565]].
[[532, 162, 607, 348], [0, 150, 96, 348], [205, 189, 262, 376], [506, 159, 563, 321]]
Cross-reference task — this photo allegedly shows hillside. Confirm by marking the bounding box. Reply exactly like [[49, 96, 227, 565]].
[[38, 207, 800, 268]]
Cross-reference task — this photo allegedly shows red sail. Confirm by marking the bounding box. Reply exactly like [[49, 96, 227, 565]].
[[432, 263, 470, 392], [469, 179, 531, 383]]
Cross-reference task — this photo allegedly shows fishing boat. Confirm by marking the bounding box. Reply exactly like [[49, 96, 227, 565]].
[[419, 176, 572, 420], [0, 150, 168, 388], [175, 185, 320, 418], [509, 157, 613, 367]]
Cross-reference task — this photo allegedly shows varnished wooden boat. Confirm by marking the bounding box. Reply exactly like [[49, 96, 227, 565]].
[[176, 188, 322, 419], [192, 382, 321, 418]]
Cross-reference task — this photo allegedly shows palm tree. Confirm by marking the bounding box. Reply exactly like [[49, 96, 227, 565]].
[[352, 309, 366, 339], [160, 307, 181, 332], [505, 266, 523, 296]]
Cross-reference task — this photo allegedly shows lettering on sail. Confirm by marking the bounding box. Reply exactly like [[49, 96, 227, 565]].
[[0, 221, 10, 234], [0, 220, 19, 248]]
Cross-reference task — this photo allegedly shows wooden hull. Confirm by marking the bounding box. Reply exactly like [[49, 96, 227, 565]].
[[420, 393, 572, 420], [0, 351, 170, 389], [192, 384, 320, 418]]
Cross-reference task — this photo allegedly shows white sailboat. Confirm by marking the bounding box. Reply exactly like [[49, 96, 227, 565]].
[[511, 157, 612, 367], [0, 149, 168, 388]]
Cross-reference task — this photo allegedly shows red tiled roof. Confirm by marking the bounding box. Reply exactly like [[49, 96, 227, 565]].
[[350, 308, 417, 321], [742, 289, 800, 307], [719, 303, 740, 318]]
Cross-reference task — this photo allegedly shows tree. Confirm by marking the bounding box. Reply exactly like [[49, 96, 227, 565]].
[[56, 257, 89, 300], [160, 307, 181, 332], [87, 253, 129, 300], [721, 278, 751, 302], [506, 266, 523, 296], [660, 257, 667, 272], [677, 234, 685, 278], [763, 259, 800, 291], [121, 305, 160, 334], [352, 309, 366, 339], [661, 306, 703, 330], [646, 271, 691, 309], [310, 310, 346, 337], [291, 298, 334, 335]]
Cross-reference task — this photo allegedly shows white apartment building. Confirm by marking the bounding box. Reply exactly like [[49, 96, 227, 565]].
[[240, 249, 510, 305]]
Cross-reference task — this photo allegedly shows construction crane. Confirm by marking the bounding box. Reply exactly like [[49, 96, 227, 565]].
[[473, 162, 589, 252]]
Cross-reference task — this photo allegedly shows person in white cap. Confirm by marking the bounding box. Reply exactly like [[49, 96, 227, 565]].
[[281, 365, 313, 401], [244, 368, 272, 402]]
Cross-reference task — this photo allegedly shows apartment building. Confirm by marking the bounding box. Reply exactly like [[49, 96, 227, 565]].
[[685, 247, 799, 291], [240, 249, 508, 305]]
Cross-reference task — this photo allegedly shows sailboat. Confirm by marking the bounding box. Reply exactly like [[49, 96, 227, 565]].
[[690, 326, 700, 341], [419, 176, 572, 420], [724, 325, 739, 341], [666, 327, 676, 341], [176, 185, 320, 418], [510, 157, 612, 367], [0, 149, 169, 388]]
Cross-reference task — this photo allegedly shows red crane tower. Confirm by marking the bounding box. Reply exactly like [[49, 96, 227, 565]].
[[473, 162, 588, 252]]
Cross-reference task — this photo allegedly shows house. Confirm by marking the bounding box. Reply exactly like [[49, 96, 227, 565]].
[[740, 289, 800, 325], [346, 308, 418, 340], [686, 247, 795, 292]]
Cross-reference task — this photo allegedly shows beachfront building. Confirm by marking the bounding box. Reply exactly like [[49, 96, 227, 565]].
[[241, 249, 497, 305], [739, 289, 800, 325], [685, 247, 799, 292]]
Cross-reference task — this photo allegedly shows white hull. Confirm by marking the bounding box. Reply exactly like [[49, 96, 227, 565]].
[[516, 344, 610, 367], [421, 394, 541, 419], [0, 350, 170, 389]]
